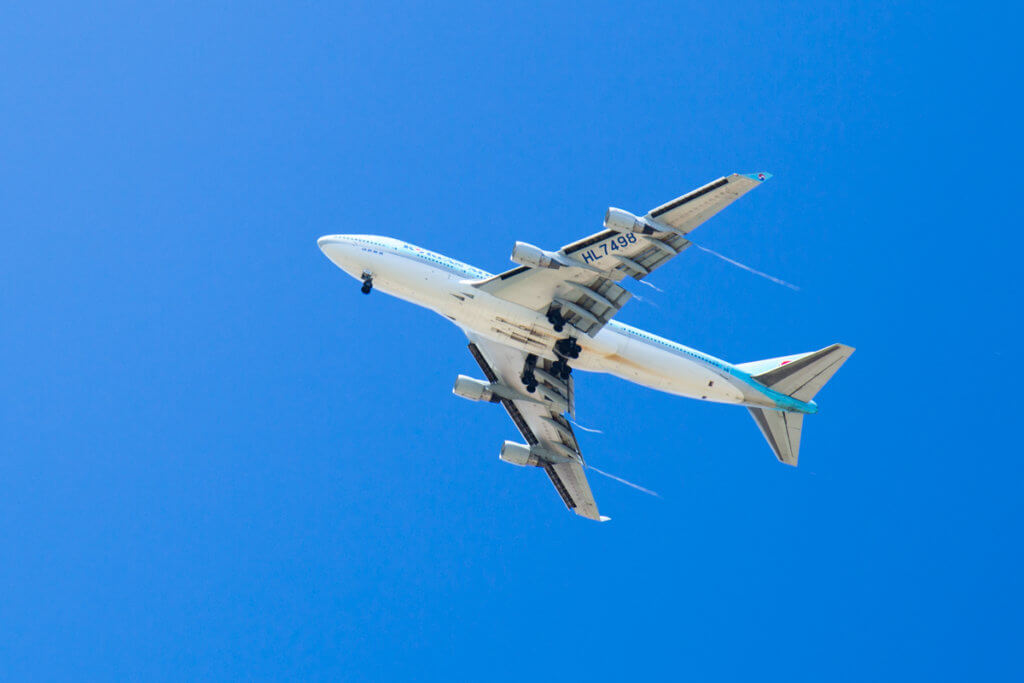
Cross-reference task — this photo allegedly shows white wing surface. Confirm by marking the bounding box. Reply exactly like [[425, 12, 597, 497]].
[[466, 334, 604, 521], [473, 173, 769, 335]]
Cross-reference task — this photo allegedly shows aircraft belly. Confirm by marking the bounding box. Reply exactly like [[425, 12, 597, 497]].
[[450, 293, 742, 404], [453, 291, 554, 355], [373, 257, 461, 311], [593, 335, 744, 403], [464, 296, 625, 360]]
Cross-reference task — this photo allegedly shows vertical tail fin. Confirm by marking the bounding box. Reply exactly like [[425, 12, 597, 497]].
[[748, 408, 804, 465], [744, 344, 854, 465]]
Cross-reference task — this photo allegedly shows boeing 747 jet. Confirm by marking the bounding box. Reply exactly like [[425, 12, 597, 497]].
[[318, 173, 853, 520]]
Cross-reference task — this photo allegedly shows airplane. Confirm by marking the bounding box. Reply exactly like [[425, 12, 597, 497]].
[[318, 173, 854, 521]]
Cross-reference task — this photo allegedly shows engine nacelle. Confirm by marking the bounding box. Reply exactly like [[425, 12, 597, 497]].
[[499, 440, 541, 467], [510, 241, 558, 269], [453, 375, 497, 402], [604, 207, 647, 234]]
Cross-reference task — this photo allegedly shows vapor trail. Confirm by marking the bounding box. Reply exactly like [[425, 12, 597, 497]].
[[629, 292, 660, 309], [586, 464, 661, 498], [570, 419, 604, 434], [692, 244, 801, 291], [638, 279, 664, 292]]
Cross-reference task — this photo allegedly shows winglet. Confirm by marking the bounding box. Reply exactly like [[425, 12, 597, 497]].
[[741, 172, 773, 182]]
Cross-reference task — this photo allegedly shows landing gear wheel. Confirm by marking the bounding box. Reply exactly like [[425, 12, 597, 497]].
[[551, 360, 572, 379], [556, 337, 581, 359], [361, 282, 372, 294], [547, 309, 566, 333], [526, 382, 537, 393]]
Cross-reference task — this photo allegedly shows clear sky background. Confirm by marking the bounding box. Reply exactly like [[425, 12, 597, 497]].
[[3, 1, 1022, 680]]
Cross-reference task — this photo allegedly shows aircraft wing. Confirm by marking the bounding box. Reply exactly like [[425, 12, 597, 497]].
[[466, 334, 604, 521], [473, 173, 769, 335]]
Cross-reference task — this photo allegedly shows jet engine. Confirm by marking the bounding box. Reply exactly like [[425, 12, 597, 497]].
[[499, 440, 541, 467], [510, 241, 558, 269], [452, 375, 498, 402], [603, 207, 648, 234]]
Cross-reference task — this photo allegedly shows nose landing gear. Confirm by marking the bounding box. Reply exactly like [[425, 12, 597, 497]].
[[360, 271, 373, 295]]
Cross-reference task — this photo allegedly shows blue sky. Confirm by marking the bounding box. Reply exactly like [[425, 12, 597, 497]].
[[3, 1, 1022, 680]]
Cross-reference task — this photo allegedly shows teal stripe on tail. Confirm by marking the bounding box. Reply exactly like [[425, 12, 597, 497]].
[[745, 344, 855, 465]]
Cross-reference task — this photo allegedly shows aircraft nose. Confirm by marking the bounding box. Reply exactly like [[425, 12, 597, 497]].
[[318, 235, 360, 273], [318, 234, 341, 250]]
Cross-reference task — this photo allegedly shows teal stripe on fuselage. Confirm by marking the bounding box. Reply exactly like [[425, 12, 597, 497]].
[[608, 321, 817, 414]]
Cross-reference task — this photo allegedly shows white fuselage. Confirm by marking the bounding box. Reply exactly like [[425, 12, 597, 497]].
[[318, 234, 778, 409]]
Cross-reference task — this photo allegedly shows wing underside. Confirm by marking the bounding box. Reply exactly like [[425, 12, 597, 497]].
[[472, 173, 768, 336], [467, 336, 602, 521]]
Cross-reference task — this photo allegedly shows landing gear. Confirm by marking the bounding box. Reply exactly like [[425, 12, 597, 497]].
[[554, 337, 581, 360], [360, 271, 373, 295], [551, 360, 572, 380], [520, 354, 539, 392], [546, 307, 565, 333]]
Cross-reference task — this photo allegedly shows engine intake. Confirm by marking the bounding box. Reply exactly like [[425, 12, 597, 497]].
[[604, 207, 647, 234], [510, 241, 558, 269], [499, 441, 541, 467], [452, 375, 498, 402]]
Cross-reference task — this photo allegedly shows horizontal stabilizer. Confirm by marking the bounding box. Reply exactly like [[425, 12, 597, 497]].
[[752, 343, 855, 403], [745, 343, 853, 465], [748, 408, 804, 466]]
